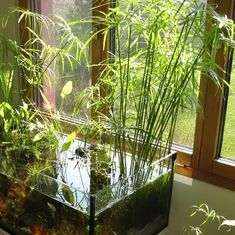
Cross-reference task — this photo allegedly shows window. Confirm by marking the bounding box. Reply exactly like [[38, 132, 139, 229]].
[[189, 0, 235, 189], [19, 0, 109, 118], [219, 51, 235, 159], [35, 0, 92, 115], [19, 0, 235, 190]]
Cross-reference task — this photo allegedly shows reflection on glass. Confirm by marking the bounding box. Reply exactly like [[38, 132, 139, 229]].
[[39, 0, 92, 116]]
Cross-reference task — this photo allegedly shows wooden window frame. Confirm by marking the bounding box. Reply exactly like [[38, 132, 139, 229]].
[[19, 0, 235, 190], [176, 0, 235, 191], [19, 0, 109, 112]]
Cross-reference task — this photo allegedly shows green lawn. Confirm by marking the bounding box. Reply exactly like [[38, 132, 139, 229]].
[[174, 109, 196, 148], [174, 70, 235, 159], [221, 69, 235, 159]]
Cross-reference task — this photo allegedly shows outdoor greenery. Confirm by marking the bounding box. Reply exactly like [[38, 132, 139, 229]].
[[52, 0, 92, 114], [71, 0, 235, 179], [174, 61, 235, 159], [0, 0, 234, 187], [0, 0, 234, 234], [221, 67, 235, 158]]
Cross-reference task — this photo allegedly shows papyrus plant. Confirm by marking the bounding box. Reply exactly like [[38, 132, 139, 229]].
[[77, 0, 235, 181]]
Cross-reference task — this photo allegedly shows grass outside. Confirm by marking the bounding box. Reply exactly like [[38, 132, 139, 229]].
[[221, 69, 235, 159], [174, 69, 235, 160], [174, 109, 196, 148]]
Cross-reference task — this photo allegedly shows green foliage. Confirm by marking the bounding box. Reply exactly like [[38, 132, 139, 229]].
[[61, 131, 76, 152], [73, 0, 235, 180], [221, 68, 235, 158], [0, 7, 88, 161], [61, 184, 75, 206], [1, 7, 87, 101], [0, 34, 21, 104], [60, 80, 73, 99], [0, 101, 58, 160]]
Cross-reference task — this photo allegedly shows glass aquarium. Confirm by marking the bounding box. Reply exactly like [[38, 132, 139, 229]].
[[0, 139, 176, 235]]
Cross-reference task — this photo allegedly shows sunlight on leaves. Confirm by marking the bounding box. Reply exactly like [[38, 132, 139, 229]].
[[60, 80, 73, 98]]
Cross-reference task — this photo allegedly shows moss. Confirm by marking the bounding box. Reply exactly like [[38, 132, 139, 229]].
[[96, 172, 172, 235]]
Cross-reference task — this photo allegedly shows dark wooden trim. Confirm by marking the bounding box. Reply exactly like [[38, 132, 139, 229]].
[[91, 0, 110, 116], [213, 159, 235, 180], [35, 0, 56, 111], [18, 0, 30, 9], [92, 0, 109, 85], [181, 0, 235, 191], [175, 165, 235, 192], [193, 168, 235, 191]]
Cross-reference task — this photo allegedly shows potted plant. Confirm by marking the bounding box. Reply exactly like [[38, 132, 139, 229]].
[[0, 0, 234, 235]]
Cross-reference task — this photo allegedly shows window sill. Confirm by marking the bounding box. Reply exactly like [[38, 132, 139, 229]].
[[213, 159, 235, 181], [175, 157, 235, 191]]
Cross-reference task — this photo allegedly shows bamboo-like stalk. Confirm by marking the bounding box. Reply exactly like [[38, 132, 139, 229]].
[[92, 0, 235, 185]]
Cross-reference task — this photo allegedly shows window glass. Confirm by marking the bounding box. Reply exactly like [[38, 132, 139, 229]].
[[38, 0, 92, 116], [173, 109, 197, 148], [220, 53, 235, 159], [114, 0, 202, 149], [173, 72, 200, 149]]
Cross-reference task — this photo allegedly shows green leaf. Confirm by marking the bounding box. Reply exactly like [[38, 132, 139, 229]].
[[67, 131, 76, 142], [0, 106, 4, 117], [33, 133, 44, 142], [60, 81, 73, 99], [61, 132, 76, 152], [2, 160, 7, 171], [61, 141, 71, 152], [0, 102, 13, 113], [8, 167, 15, 177]]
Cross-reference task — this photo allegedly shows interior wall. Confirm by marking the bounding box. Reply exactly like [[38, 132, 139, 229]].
[[160, 174, 235, 235]]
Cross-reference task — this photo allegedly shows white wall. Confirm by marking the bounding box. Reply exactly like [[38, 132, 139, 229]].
[[160, 174, 235, 235]]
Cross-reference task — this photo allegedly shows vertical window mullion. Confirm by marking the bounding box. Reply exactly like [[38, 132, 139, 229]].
[[193, 0, 235, 172], [91, 0, 109, 116]]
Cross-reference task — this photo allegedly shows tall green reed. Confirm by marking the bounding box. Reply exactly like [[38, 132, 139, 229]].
[[86, 0, 235, 181]]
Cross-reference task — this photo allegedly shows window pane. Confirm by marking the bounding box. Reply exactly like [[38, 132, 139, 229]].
[[220, 54, 235, 159], [173, 72, 201, 149], [39, 0, 92, 116], [115, 0, 201, 149], [173, 109, 197, 148]]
